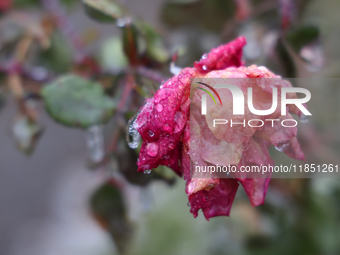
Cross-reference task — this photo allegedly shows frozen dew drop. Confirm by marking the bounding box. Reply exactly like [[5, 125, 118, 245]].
[[201, 53, 208, 60], [126, 114, 141, 149], [86, 125, 105, 164], [143, 169, 152, 174]]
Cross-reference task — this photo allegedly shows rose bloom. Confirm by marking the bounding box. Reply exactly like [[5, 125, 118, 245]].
[[134, 37, 304, 220]]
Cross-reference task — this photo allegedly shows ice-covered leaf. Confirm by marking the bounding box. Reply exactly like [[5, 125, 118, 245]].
[[42, 74, 116, 128]]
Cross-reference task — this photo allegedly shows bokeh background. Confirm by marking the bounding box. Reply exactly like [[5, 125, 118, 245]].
[[1, 0, 340, 254]]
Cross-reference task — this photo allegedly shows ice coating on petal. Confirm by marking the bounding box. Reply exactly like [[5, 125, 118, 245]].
[[194, 36, 246, 73]]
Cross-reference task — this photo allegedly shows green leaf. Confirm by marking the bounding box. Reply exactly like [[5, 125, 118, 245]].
[[38, 32, 73, 73], [100, 37, 128, 70], [161, 0, 235, 32], [121, 22, 140, 66], [90, 182, 125, 218], [136, 21, 169, 63], [286, 26, 320, 52], [90, 182, 133, 254], [82, 0, 128, 22], [13, 0, 77, 9], [42, 74, 116, 128]]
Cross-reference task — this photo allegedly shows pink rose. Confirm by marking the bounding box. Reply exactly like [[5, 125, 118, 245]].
[[134, 37, 305, 220]]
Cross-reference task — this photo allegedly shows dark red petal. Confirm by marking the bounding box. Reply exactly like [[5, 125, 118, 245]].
[[194, 36, 246, 73], [236, 137, 273, 206], [189, 178, 239, 220], [136, 68, 195, 174]]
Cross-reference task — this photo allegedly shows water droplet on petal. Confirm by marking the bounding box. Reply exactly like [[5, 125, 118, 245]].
[[146, 142, 159, 157], [168, 142, 175, 149], [163, 124, 170, 131], [202, 65, 208, 71], [156, 103, 163, 112], [201, 53, 208, 60], [143, 169, 152, 174], [275, 141, 291, 152], [148, 130, 154, 137], [187, 202, 191, 207]]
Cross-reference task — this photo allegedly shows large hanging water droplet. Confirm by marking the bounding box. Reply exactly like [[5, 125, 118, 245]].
[[275, 141, 291, 152], [300, 114, 310, 123], [86, 125, 105, 164], [126, 115, 141, 149], [187, 202, 191, 207], [143, 169, 152, 174]]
